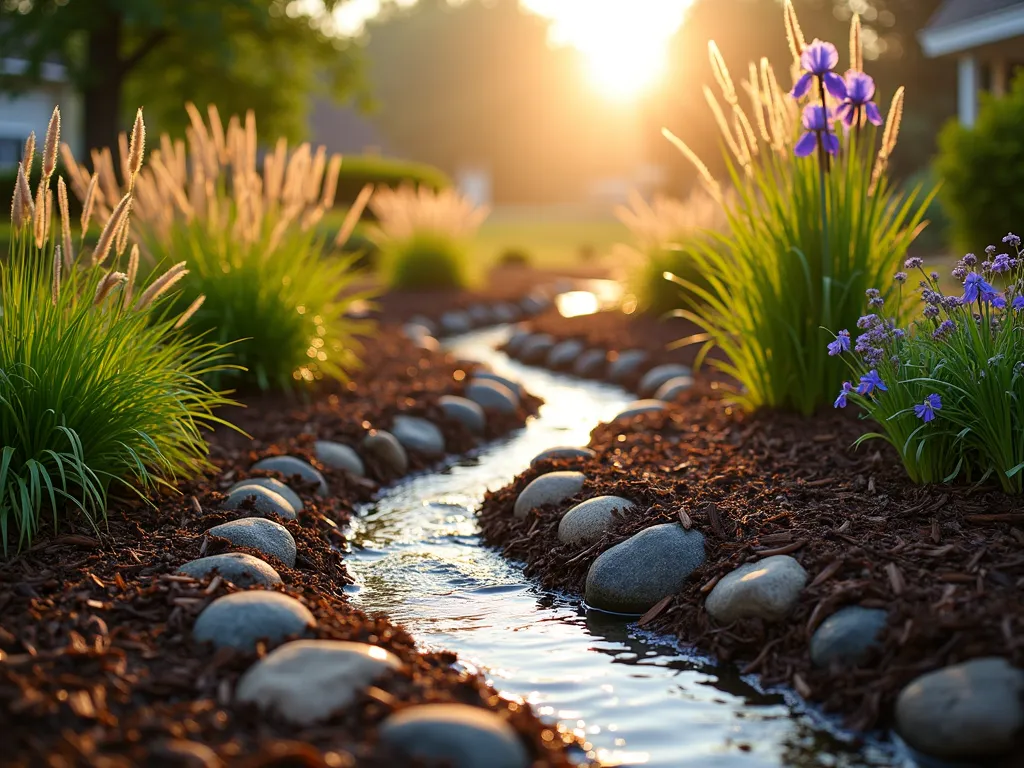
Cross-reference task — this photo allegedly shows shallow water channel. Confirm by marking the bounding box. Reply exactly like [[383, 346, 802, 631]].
[[345, 326, 909, 768]]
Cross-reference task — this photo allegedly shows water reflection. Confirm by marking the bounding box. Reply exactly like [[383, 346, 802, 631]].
[[555, 279, 624, 317]]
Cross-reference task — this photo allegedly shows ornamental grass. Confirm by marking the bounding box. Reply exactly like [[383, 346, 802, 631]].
[[664, 2, 933, 415], [62, 104, 375, 392], [2, 107, 232, 551]]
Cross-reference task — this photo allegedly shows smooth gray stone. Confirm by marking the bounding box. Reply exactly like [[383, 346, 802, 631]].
[[408, 315, 437, 335], [613, 400, 667, 421], [530, 446, 596, 467], [573, 349, 608, 378], [313, 440, 365, 477], [152, 740, 222, 768], [520, 294, 549, 316], [221, 485, 297, 521], [558, 496, 634, 546], [228, 477, 302, 515], [492, 303, 519, 323], [439, 395, 486, 435], [513, 471, 585, 519], [362, 430, 409, 475], [468, 304, 493, 326], [638, 364, 693, 398], [654, 376, 695, 402], [402, 322, 433, 341], [518, 334, 555, 363], [178, 552, 282, 587], [810, 606, 888, 668], [193, 591, 315, 651], [547, 339, 585, 369], [236, 640, 402, 725], [705, 555, 808, 623], [379, 704, 529, 768], [504, 328, 533, 357], [391, 415, 445, 457], [465, 379, 519, 415], [606, 350, 649, 383], [440, 311, 473, 335], [896, 657, 1024, 760], [416, 335, 440, 352], [251, 455, 328, 497], [471, 371, 524, 398], [206, 518, 297, 568], [585, 524, 705, 614]]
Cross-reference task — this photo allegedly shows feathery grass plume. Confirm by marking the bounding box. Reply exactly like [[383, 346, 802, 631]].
[[307, 146, 327, 203], [784, 0, 806, 62], [734, 104, 759, 159], [42, 106, 60, 182], [128, 108, 145, 182], [93, 193, 132, 267], [43, 189, 52, 246], [123, 244, 140, 308], [335, 183, 374, 247], [850, 14, 863, 73], [59, 142, 90, 201], [94, 270, 128, 305], [80, 174, 98, 232], [174, 295, 206, 329], [661, 128, 722, 201], [748, 62, 771, 143], [208, 104, 227, 163], [118, 132, 130, 185], [871, 86, 905, 193], [321, 154, 343, 208], [114, 208, 132, 257], [33, 185, 46, 249], [134, 262, 187, 310], [704, 85, 744, 163], [52, 245, 61, 305], [22, 132, 36, 176], [14, 162, 34, 228], [57, 177, 73, 267], [709, 41, 737, 106]]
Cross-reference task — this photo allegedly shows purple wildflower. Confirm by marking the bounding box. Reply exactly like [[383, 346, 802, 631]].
[[856, 369, 887, 395], [942, 296, 962, 310], [984, 246, 996, 256], [827, 329, 851, 356], [962, 272, 1001, 304], [857, 313, 879, 329], [992, 253, 1012, 273], [1003, 233, 1021, 248], [933, 319, 955, 339], [905, 257, 923, 270], [894, 271, 907, 283], [952, 265, 967, 281], [791, 40, 847, 100], [913, 393, 942, 423], [965, 252, 978, 265], [923, 305, 939, 319], [837, 70, 882, 127], [1013, 295, 1024, 311], [794, 104, 839, 157], [833, 381, 854, 409]]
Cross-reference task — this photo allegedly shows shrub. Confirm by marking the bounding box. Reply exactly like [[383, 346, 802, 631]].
[[827, 239, 1024, 493], [334, 155, 450, 211], [664, 3, 933, 415], [497, 248, 531, 267], [614, 189, 726, 316], [63, 104, 375, 392], [369, 186, 488, 290], [2, 108, 231, 550], [935, 75, 1024, 254]]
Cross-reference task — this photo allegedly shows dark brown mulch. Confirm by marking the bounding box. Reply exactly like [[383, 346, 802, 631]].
[[478, 383, 1024, 739], [0, 330, 580, 767]]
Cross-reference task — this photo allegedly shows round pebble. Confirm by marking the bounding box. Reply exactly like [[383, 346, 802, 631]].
[[465, 379, 519, 415], [558, 495, 634, 546], [391, 415, 446, 456], [471, 371, 524, 398], [513, 471, 585, 519], [606, 350, 648, 383], [705, 555, 808, 623], [638, 364, 692, 398], [362, 429, 409, 476], [468, 304, 493, 326], [504, 328, 533, 357], [654, 376, 694, 402], [810, 606, 888, 668], [530, 446, 596, 467], [408, 315, 437, 335], [221, 485, 297, 521], [438, 395, 487, 435], [228, 478, 302, 515], [193, 591, 315, 651], [178, 553, 282, 587], [547, 339, 584, 369], [492, 303, 519, 323], [573, 349, 607, 378], [518, 334, 555, 363], [613, 400, 667, 421], [206, 518, 297, 568], [313, 441, 365, 477], [440, 311, 473, 335], [251, 455, 328, 497]]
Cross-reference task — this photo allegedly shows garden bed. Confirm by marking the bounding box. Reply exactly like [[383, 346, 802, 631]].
[[478, 383, 1024, 752], [0, 330, 585, 767]]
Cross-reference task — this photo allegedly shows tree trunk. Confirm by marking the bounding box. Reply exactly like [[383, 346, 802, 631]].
[[83, 12, 123, 157]]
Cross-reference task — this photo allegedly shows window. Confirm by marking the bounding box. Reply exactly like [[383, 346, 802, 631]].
[[0, 138, 22, 171]]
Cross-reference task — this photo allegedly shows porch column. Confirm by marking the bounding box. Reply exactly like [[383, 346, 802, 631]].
[[958, 54, 979, 126], [992, 57, 1009, 97]]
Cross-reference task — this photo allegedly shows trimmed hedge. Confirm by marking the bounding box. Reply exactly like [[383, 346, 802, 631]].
[[335, 156, 450, 208]]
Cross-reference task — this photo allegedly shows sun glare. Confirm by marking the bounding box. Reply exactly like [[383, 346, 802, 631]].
[[521, 0, 693, 100]]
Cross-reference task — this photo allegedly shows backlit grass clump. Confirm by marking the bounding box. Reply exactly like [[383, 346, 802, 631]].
[[369, 185, 489, 290], [664, 2, 932, 415], [63, 104, 374, 391], [2, 108, 231, 550]]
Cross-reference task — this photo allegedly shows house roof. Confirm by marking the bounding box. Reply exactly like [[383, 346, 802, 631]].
[[920, 0, 1024, 56]]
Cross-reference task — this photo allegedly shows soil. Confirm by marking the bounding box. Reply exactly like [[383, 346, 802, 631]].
[[0, 330, 581, 767], [477, 382, 1024, 748]]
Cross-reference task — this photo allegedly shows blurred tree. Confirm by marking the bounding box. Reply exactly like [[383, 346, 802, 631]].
[[0, 0, 365, 152]]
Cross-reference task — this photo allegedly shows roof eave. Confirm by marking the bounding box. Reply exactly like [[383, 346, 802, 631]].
[[920, 4, 1024, 57]]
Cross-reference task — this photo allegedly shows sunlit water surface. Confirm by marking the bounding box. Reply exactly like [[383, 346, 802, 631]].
[[345, 325, 909, 768]]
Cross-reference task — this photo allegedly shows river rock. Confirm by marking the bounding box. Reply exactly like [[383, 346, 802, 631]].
[[810, 606, 888, 668], [558, 496, 634, 546], [236, 640, 402, 725], [221, 484, 297, 520], [613, 400, 666, 421], [530, 446, 596, 466], [654, 376, 695, 402], [465, 379, 519, 415], [391, 415, 445, 457], [228, 477, 302, 515], [638, 364, 692, 398], [440, 311, 473, 335], [362, 429, 409, 476], [378, 704, 529, 768], [504, 328, 533, 357], [439, 395, 486, 435], [206, 518, 297, 568], [416, 335, 440, 352], [520, 293, 550, 316], [895, 657, 1024, 759], [152, 739, 222, 768], [193, 591, 315, 651], [585, 523, 705, 614], [513, 471, 585, 519], [409, 315, 436, 335], [313, 440, 365, 477], [606, 350, 648, 383], [472, 371, 524, 398], [573, 349, 608, 378], [468, 304, 493, 326], [705, 555, 807, 624], [403, 322, 433, 341], [251, 455, 328, 497], [518, 334, 555, 364], [493, 303, 519, 323], [547, 339, 584, 369], [178, 553, 282, 587]]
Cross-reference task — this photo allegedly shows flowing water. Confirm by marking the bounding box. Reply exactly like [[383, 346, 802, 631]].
[[345, 324, 911, 768]]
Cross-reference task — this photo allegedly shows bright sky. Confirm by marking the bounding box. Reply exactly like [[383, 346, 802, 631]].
[[322, 0, 694, 101]]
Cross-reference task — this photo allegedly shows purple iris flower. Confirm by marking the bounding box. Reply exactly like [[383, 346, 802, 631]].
[[914, 393, 942, 423], [833, 381, 854, 409], [962, 272, 1001, 304], [791, 40, 847, 100], [856, 369, 887, 395], [991, 253, 1012, 273], [1013, 295, 1024, 311], [827, 329, 851, 356], [837, 70, 883, 127], [795, 104, 839, 158]]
